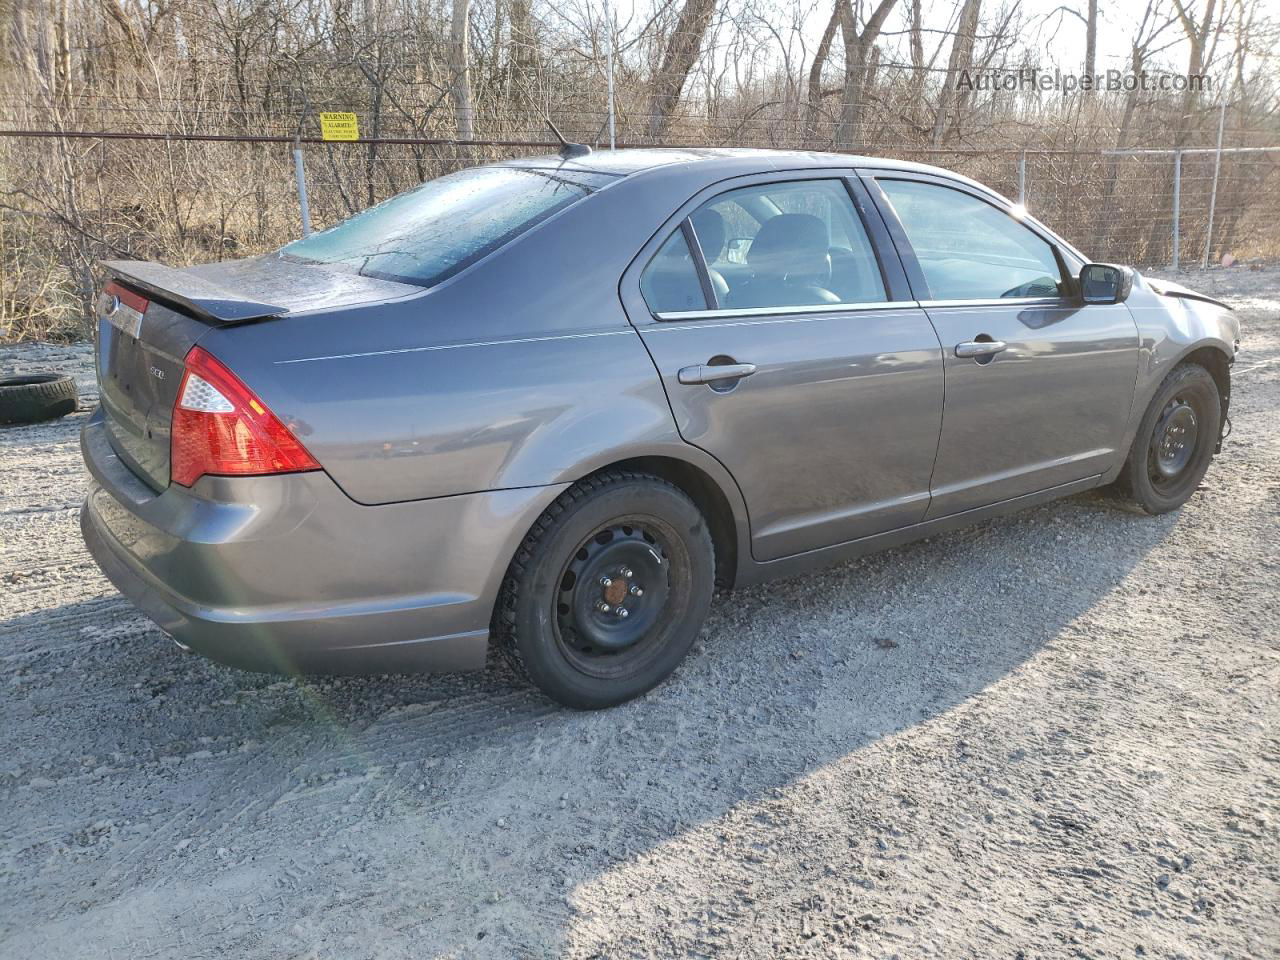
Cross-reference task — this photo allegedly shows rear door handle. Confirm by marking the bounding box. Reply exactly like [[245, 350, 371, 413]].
[[677, 363, 757, 385], [954, 340, 1008, 358]]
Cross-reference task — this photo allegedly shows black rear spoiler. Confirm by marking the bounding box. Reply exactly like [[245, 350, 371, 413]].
[[101, 260, 288, 323]]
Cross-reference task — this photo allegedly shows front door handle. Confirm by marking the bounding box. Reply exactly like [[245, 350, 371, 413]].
[[954, 340, 1008, 359], [677, 362, 757, 385]]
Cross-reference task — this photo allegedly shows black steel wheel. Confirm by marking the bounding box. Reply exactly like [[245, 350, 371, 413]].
[[555, 519, 674, 677], [1148, 395, 1199, 491], [1113, 362, 1221, 514], [494, 470, 715, 709]]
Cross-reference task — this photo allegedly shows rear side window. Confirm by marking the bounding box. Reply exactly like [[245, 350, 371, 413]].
[[280, 165, 614, 287], [640, 229, 708, 314], [692, 179, 886, 310], [877, 179, 1063, 300]]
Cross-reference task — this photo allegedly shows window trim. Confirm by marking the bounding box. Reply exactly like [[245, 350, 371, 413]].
[[636, 221, 713, 315], [862, 171, 1076, 305], [681, 218, 720, 310], [622, 170, 910, 327], [653, 300, 919, 322]]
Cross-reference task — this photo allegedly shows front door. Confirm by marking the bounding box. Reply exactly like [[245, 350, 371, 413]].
[[623, 174, 945, 562], [866, 173, 1140, 518]]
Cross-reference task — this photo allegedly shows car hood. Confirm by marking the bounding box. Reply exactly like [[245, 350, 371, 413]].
[[1142, 274, 1233, 311]]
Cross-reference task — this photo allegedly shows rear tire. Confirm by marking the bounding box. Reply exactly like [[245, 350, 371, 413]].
[[0, 374, 78, 425], [1112, 363, 1220, 515], [493, 470, 715, 709]]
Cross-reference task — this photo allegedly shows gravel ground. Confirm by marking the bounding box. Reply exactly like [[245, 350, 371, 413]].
[[2, 266, 1278, 959]]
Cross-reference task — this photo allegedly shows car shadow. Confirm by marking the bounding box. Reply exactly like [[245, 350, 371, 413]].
[[3, 488, 1178, 957]]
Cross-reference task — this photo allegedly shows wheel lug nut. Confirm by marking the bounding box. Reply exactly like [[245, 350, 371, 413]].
[[630, 585, 643, 596], [599, 577, 612, 588], [597, 602, 611, 613], [621, 567, 633, 578], [617, 607, 629, 618]]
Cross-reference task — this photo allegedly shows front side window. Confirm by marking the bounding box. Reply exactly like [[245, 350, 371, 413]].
[[692, 179, 886, 310], [280, 165, 613, 287], [877, 179, 1064, 300]]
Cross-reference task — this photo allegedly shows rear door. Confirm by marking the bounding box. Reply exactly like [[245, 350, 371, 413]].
[[862, 172, 1140, 518], [622, 172, 944, 562]]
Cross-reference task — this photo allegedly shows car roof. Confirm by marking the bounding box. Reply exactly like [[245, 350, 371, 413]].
[[502, 147, 971, 183]]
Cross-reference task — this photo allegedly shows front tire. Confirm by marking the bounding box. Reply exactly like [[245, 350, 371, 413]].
[[494, 470, 715, 709], [1113, 362, 1221, 514]]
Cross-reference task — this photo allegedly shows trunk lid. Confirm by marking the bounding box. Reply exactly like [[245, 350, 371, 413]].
[[95, 256, 419, 491]]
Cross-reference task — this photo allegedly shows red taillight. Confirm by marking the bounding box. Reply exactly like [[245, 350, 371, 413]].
[[170, 346, 319, 487]]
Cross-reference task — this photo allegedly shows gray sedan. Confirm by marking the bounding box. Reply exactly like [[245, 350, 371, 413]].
[[81, 148, 1239, 708]]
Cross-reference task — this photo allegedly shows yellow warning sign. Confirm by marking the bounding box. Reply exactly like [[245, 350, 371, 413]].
[[319, 112, 360, 141]]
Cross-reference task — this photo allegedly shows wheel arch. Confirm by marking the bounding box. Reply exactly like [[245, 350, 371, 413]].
[[1176, 343, 1232, 442], [599, 455, 743, 588], [1108, 335, 1236, 486]]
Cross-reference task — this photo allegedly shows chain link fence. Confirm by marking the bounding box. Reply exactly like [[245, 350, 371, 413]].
[[2, 128, 1278, 341]]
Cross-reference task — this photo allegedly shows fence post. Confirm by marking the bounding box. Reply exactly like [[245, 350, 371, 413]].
[[1018, 150, 1027, 206], [1171, 150, 1181, 271], [293, 141, 313, 237], [605, 0, 616, 149], [1202, 99, 1227, 268]]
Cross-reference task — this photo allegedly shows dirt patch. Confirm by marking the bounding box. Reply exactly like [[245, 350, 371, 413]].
[[2, 267, 1277, 958]]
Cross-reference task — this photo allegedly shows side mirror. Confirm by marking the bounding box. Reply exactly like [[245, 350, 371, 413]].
[[1079, 263, 1133, 305]]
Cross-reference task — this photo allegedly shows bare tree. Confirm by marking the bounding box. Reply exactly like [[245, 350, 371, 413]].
[[1170, 0, 1226, 143], [909, 0, 925, 74], [647, 0, 719, 139], [833, 0, 900, 149], [932, 0, 981, 145], [804, 5, 842, 142], [1086, 0, 1098, 77], [1053, 0, 1102, 79], [450, 0, 475, 140]]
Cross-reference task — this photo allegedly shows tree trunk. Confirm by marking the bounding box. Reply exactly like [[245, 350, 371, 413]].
[[908, 0, 926, 114], [510, 0, 535, 78], [449, 0, 475, 141], [804, 6, 841, 145], [1170, 0, 1216, 146], [646, 0, 717, 140], [832, 0, 898, 150], [1085, 0, 1098, 78], [932, 0, 981, 146]]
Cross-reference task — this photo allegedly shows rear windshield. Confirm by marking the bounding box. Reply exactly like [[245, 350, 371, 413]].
[[279, 165, 614, 287]]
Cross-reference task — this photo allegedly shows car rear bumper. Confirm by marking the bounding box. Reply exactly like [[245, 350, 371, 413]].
[[80, 409, 566, 674]]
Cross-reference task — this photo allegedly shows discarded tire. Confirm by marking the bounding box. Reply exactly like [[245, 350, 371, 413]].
[[0, 373, 79, 425]]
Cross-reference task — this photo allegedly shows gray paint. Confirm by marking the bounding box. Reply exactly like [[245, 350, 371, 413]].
[[95, 301, 207, 491], [81, 409, 562, 673], [917, 299, 1139, 518], [80, 148, 1240, 674], [636, 307, 943, 560]]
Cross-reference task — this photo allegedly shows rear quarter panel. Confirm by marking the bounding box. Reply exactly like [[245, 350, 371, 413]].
[[213, 322, 679, 504], [197, 165, 731, 506]]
